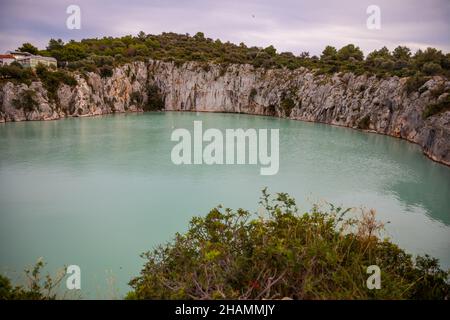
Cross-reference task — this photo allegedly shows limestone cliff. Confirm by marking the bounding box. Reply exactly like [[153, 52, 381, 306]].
[[1, 60, 449, 165]]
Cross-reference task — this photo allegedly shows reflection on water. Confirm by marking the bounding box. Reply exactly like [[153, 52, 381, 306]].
[[0, 112, 449, 298], [353, 130, 450, 225]]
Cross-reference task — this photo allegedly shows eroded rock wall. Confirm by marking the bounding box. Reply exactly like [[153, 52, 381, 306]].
[[1, 60, 449, 165]]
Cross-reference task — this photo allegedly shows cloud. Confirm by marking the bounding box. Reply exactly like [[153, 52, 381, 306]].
[[0, 0, 448, 55]]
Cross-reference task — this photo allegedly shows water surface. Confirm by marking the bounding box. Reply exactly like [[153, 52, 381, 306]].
[[1, 112, 449, 298]]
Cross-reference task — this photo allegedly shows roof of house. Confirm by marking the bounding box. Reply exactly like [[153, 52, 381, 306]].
[[7, 51, 32, 56], [3, 51, 57, 62]]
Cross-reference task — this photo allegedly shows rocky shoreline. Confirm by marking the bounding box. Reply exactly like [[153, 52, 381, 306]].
[[1, 60, 449, 166]]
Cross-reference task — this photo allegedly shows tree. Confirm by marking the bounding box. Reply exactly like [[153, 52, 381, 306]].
[[9, 32, 447, 78], [264, 45, 277, 56], [144, 38, 160, 49], [413, 48, 445, 69], [366, 47, 393, 72], [121, 35, 134, 48], [320, 46, 337, 61], [18, 42, 39, 55], [46, 39, 64, 51], [392, 46, 411, 61], [422, 62, 442, 75], [137, 31, 147, 41], [194, 32, 205, 41], [337, 44, 364, 61], [58, 42, 87, 61], [367, 46, 391, 60], [298, 51, 310, 59]]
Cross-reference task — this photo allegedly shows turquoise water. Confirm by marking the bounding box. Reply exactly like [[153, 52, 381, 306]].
[[0, 112, 449, 298]]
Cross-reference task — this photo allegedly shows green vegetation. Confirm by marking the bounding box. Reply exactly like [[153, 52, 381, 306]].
[[99, 65, 114, 78], [423, 95, 450, 119], [2, 191, 449, 300], [357, 115, 371, 130], [35, 64, 77, 101], [1, 32, 449, 105], [18, 42, 39, 55], [144, 84, 165, 111], [0, 62, 34, 85], [249, 88, 258, 101], [280, 96, 296, 117], [405, 74, 428, 93], [130, 91, 142, 105], [3, 32, 447, 79], [128, 190, 449, 300], [12, 89, 39, 112], [0, 63, 77, 103], [0, 259, 64, 300]]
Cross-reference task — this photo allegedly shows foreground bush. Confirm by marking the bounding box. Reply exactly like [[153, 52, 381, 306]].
[[129, 189, 449, 299], [0, 259, 65, 300]]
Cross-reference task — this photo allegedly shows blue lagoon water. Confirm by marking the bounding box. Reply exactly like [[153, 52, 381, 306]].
[[0, 112, 449, 298]]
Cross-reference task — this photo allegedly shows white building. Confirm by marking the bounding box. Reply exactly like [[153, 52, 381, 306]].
[[0, 54, 16, 66], [5, 51, 57, 69]]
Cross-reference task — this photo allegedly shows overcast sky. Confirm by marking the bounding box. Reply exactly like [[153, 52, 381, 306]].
[[0, 0, 449, 56]]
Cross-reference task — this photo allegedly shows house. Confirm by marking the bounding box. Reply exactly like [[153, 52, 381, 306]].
[[7, 51, 32, 60], [5, 51, 57, 69], [0, 54, 16, 66], [18, 55, 57, 69]]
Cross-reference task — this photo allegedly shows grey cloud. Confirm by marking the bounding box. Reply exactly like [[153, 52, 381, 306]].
[[0, 0, 449, 55]]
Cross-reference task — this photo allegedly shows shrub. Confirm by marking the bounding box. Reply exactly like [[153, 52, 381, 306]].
[[12, 89, 39, 112], [130, 91, 142, 105], [36, 64, 77, 101], [0, 259, 65, 300], [422, 62, 442, 76], [423, 95, 450, 118], [429, 83, 446, 99], [249, 88, 257, 101], [0, 64, 34, 84], [129, 190, 449, 300], [405, 74, 428, 93], [145, 84, 164, 111], [357, 115, 371, 129], [99, 66, 113, 78], [280, 96, 296, 117]]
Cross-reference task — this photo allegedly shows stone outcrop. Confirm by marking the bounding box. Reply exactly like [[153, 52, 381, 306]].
[[1, 60, 449, 165]]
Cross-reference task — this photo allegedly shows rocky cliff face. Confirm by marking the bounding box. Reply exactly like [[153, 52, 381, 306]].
[[1, 60, 449, 165]]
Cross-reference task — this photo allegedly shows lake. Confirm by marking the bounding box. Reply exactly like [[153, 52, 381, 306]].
[[1, 112, 449, 298]]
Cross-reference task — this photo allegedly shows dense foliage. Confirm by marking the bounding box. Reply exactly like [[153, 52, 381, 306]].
[[0, 62, 35, 85], [128, 190, 449, 300], [0, 62, 77, 103], [5, 31, 449, 79]]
